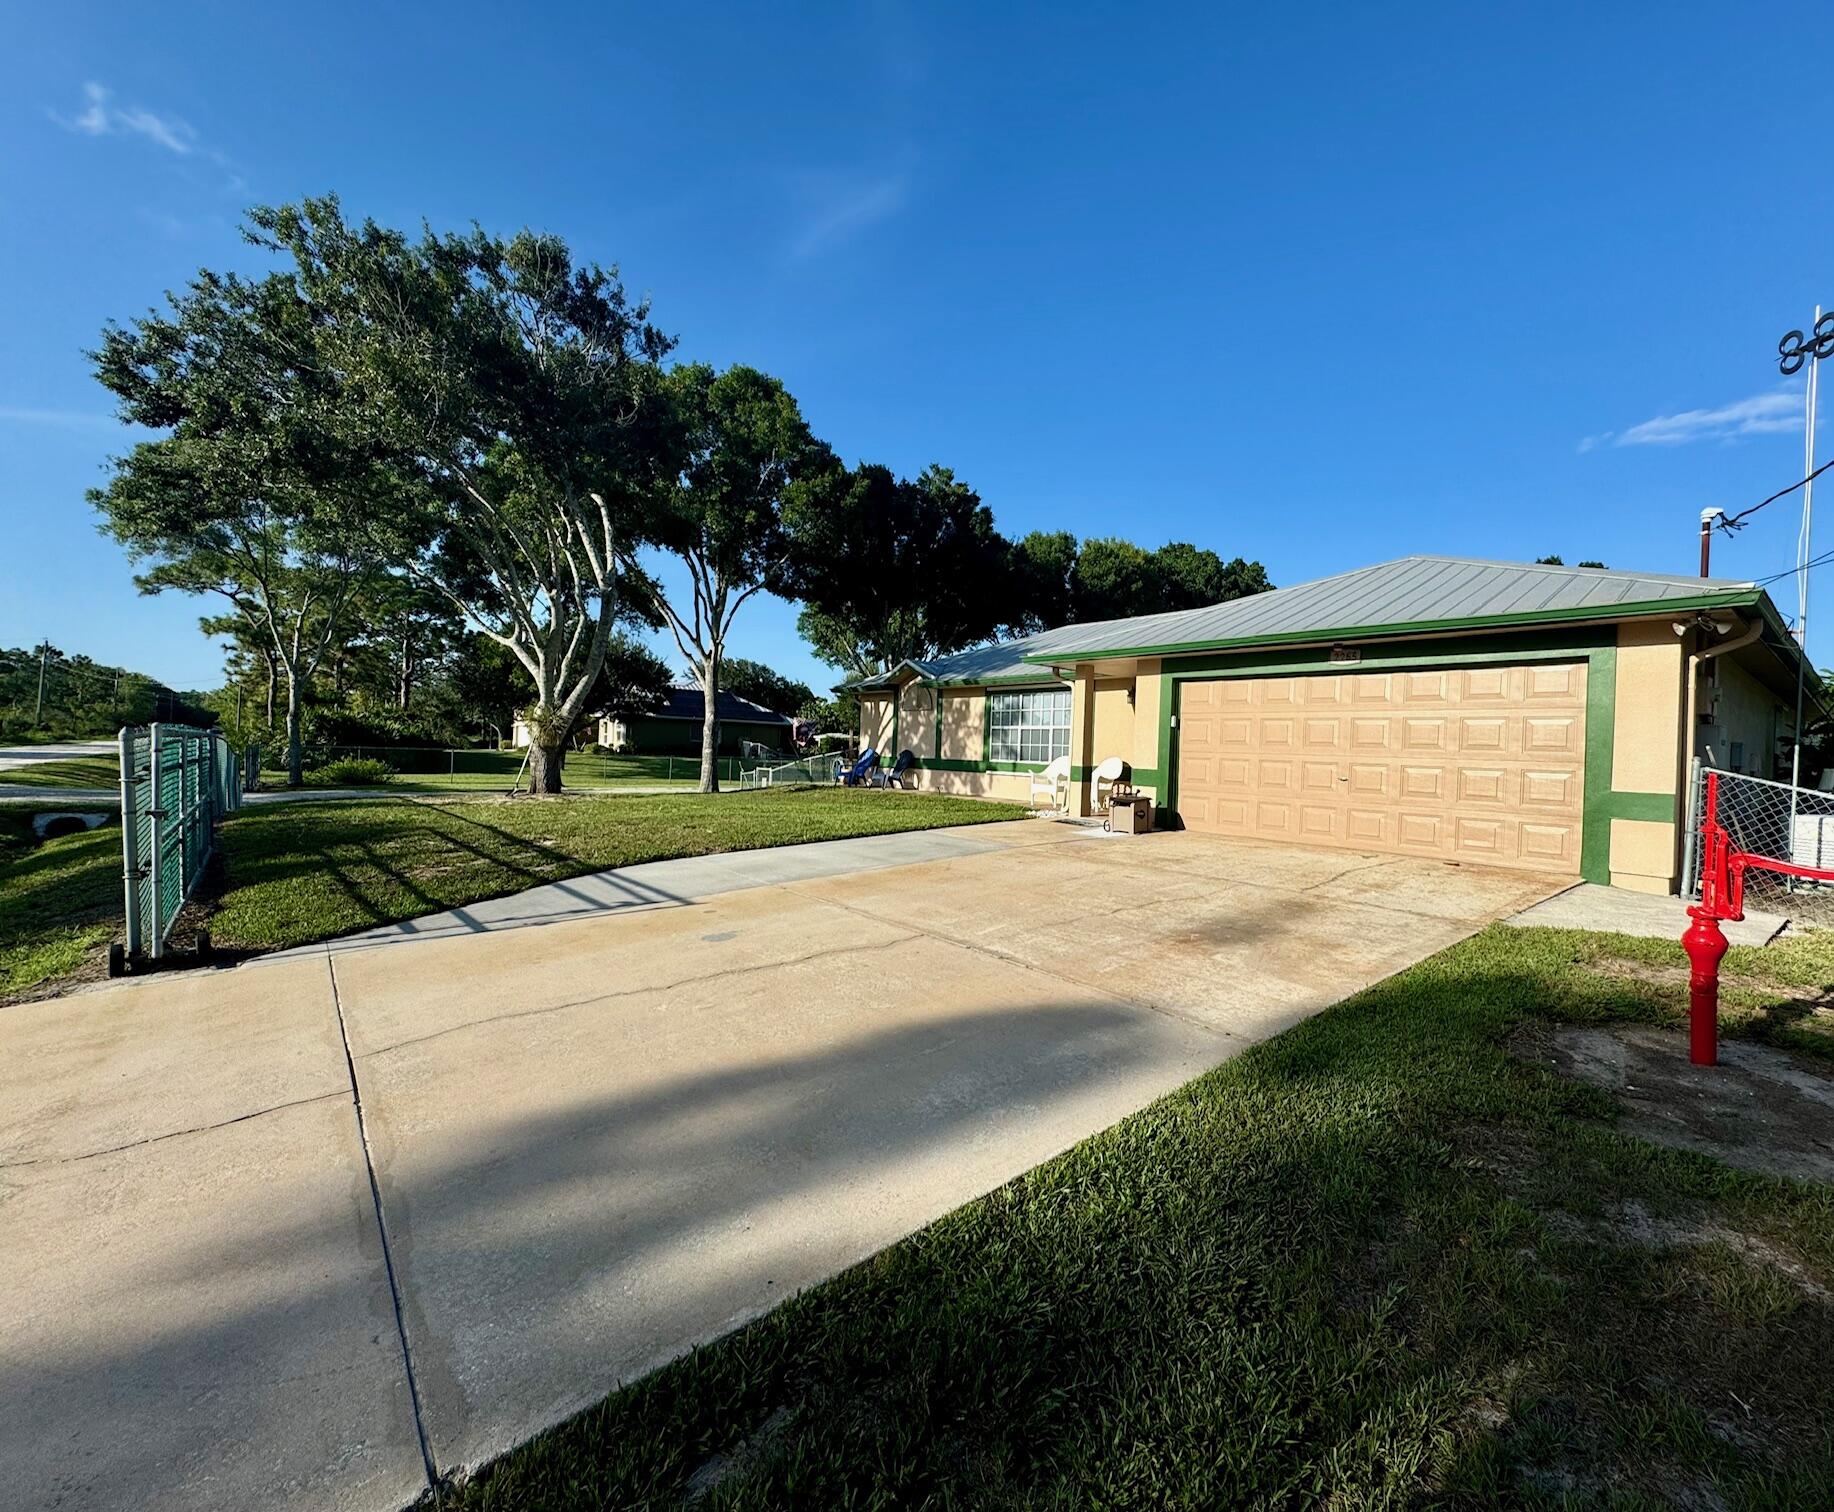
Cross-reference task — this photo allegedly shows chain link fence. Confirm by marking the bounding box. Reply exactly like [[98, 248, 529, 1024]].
[[1683, 761, 1834, 928], [740, 754, 842, 788], [118, 723, 243, 966], [282, 745, 750, 789]]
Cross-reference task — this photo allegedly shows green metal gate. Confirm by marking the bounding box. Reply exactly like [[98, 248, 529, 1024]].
[[118, 723, 243, 965]]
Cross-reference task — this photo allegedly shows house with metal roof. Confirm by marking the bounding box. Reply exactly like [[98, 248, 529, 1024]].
[[513, 686, 794, 756], [854, 556, 1810, 894]]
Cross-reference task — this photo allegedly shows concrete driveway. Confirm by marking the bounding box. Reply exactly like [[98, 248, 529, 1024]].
[[0, 821, 1564, 1511], [0, 740, 114, 771]]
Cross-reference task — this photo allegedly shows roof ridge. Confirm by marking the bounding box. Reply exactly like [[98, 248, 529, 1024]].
[[1401, 554, 1756, 589]]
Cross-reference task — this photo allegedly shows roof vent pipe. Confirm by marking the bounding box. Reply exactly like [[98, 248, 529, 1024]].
[[1700, 507, 1724, 578]]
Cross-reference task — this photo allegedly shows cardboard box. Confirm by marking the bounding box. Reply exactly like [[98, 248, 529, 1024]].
[[1106, 795, 1154, 834]]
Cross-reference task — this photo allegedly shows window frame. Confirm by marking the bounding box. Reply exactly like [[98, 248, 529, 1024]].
[[986, 686, 1072, 767]]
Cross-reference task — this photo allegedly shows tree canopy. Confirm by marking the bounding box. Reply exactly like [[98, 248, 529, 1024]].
[[631, 363, 829, 788], [1012, 532, 1271, 628], [781, 463, 1015, 678]]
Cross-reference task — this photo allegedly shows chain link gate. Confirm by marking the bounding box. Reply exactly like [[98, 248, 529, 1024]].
[[114, 723, 244, 973], [1682, 760, 1834, 929]]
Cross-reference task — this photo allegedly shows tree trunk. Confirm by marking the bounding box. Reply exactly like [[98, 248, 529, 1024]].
[[263, 650, 276, 730], [285, 672, 304, 788], [527, 740, 564, 795], [699, 652, 721, 794], [397, 635, 413, 710]]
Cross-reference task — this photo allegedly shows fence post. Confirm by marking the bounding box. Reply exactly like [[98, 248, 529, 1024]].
[[147, 724, 165, 961], [1680, 757, 1702, 897], [120, 726, 142, 959]]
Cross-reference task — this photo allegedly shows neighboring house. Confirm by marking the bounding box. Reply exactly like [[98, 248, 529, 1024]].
[[514, 686, 795, 756], [854, 556, 1813, 895]]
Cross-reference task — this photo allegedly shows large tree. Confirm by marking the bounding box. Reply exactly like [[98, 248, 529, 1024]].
[[91, 268, 390, 785], [629, 364, 828, 790], [782, 463, 1014, 679], [1012, 532, 1272, 627], [248, 196, 673, 793]]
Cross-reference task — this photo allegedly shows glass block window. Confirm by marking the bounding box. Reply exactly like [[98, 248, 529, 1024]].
[[988, 687, 1072, 765]]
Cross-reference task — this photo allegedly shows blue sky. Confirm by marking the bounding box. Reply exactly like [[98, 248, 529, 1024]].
[[2, 3, 1829, 696]]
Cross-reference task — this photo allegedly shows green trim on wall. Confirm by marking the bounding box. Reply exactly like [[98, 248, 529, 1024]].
[[1603, 791, 1679, 823], [1578, 645, 1617, 885]]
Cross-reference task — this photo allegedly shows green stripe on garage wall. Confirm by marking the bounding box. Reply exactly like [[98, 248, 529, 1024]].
[[1149, 627, 1677, 887], [1579, 645, 1616, 884]]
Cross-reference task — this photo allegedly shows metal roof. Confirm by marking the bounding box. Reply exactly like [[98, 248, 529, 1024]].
[[630, 687, 794, 723], [853, 633, 1067, 690], [851, 556, 1785, 690], [1017, 556, 1766, 663]]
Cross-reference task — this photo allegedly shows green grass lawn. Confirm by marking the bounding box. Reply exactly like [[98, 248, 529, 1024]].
[[383, 768, 697, 793], [272, 751, 749, 792], [0, 788, 1024, 995], [0, 754, 120, 788], [212, 788, 1020, 950], [0, 809, 121, 996], [448, 924, 1834, 1511]]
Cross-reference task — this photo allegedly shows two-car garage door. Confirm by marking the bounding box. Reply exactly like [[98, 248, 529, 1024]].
[[1174, 662, 1588, 874]]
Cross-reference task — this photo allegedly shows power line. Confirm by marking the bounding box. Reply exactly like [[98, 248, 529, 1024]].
[[1753, 542, 1834, 591], [1714, 457, 1834, 534]]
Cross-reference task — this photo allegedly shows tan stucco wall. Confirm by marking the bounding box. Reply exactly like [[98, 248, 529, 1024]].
[[1699, 654, 1786, 778], [1126, 661, 1162, 804], [913, 767, 1033, 803], [1607, 623, 1686, 894], [896, 682, 939, 759], [1610, 818, 1677, 895], [859, 693, 894, 754], [1069, 670, 1096, 816], [1612, 623, 1685, 795], [939, 690, 983, 761], [1090, 679, 1136, 768]]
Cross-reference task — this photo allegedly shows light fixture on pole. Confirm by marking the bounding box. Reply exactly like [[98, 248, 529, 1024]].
[[1779, 308, 1831, 797]]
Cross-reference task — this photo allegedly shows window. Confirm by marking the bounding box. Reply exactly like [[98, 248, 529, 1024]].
[[1730, 741, 1745, 771], [988, 687, 1071, 765]]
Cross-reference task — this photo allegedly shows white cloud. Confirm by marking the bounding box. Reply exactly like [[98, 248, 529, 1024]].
[[55, 81, 196, 155], [0, 406, 120, 428], [789, 175, 907, 258], [1583, 389, 1803, 451]]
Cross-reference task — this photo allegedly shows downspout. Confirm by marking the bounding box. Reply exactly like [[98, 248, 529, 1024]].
[[1685, 614, 1764, 770], [1680, 615, 1764, 894]]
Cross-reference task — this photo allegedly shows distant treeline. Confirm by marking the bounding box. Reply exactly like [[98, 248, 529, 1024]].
[[0, 644, 215, 740]]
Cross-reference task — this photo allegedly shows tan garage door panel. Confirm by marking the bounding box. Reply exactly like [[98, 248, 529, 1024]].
[[1175, 662, 1586, 874]]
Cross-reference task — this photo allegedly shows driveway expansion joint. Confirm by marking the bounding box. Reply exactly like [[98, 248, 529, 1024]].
[[328, 953, 440, 1497]]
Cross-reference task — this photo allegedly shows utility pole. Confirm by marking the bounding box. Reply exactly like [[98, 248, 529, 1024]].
[[34, 642, 49, 727], [1781, 309, 1832, 796]]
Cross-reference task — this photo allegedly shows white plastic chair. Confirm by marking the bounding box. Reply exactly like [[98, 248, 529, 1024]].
[[1090, 755, 1127, 812], [1030, 756, 1071, 811]]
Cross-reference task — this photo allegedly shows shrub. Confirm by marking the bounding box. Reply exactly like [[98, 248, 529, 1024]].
[[303, 757, 394, 788]]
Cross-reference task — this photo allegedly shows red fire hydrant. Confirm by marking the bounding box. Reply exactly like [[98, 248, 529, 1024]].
[[1681, 906, 1727, 1067], [1683, 770, 1736, 1069]]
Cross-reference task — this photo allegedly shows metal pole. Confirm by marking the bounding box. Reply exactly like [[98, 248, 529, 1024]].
[[34, 642, 48, 725], [147, 725, 164, 961], [1681, 755, 1702, 897], [119, 727, 142, 959], [1790, 305, 1822, 863]]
